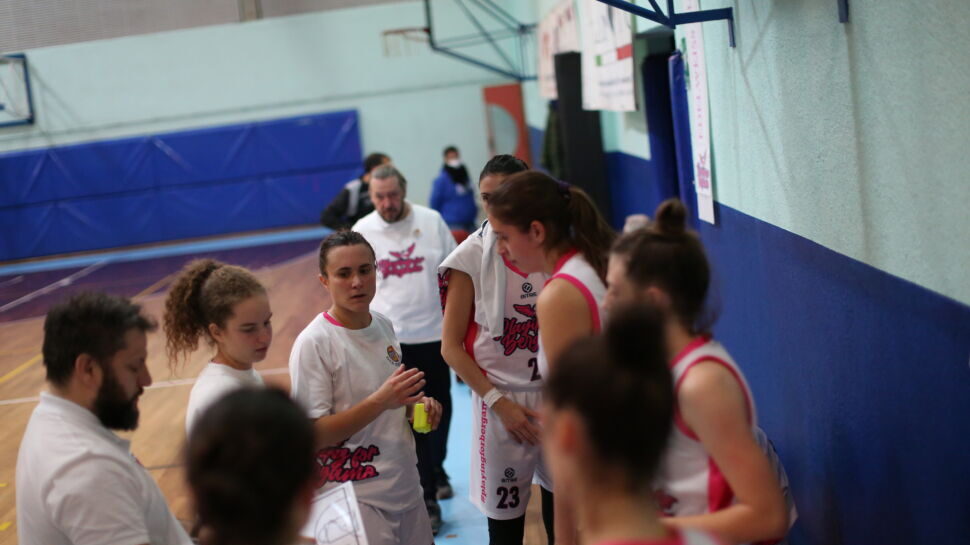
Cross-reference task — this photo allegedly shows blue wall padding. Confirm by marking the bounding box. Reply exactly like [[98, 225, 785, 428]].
[[0, 110, 361, 260], [605, 151, 652, 228], [700, 202, 970, 544], [668, 51, 700, 229], [530, 120, 970, 542]]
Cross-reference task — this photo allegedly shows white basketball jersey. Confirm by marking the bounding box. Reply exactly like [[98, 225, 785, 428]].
[[467, 259, 546, 388], [536, 250, 606, 377], [654, 337, 757, 518]]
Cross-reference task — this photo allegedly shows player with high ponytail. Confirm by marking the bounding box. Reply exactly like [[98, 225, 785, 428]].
[[607, 199, 793, 544], [439, 157, 556, 545], [486, 170, 615, 545], [543, 304, 722, 545], [163, 259, 271, 435]]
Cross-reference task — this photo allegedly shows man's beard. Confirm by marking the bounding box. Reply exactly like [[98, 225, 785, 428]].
[[379, 205, 404, 223], [93, 367, 142, 431]]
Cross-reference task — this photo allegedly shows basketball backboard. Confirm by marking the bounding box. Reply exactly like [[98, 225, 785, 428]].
[[0, 54, 35, 127]]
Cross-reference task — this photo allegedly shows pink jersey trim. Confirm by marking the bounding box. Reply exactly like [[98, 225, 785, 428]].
[[674, 356, 754, 440], [707, 457, 734, 513], [552, 248, 579, 274], [670, 335, 711, 369], [502, 255, 530, 279], [323, 311, 345, 328], [551, 273, 602, 334]]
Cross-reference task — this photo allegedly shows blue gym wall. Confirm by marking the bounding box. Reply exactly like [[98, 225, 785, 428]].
[[523, 0, 970, 543], [0, 111, 359, 260], [0, 1, 519, 260]]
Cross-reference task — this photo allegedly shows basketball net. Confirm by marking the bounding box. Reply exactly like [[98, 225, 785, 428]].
[[381, 27, 430, 57]]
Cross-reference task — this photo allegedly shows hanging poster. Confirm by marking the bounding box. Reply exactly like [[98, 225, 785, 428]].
[[579, 0, 636, 111], [538, 0, 580, 99], [682, 0, 715, 224]]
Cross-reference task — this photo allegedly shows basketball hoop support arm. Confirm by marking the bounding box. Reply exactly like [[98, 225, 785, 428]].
[[596, 0, 736, 47], [424, 0, 535, 81], [597, 0, 848, 44]]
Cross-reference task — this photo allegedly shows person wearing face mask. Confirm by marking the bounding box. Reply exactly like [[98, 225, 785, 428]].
[[16, 292, 192, 545], [430, 146, 478, 233]]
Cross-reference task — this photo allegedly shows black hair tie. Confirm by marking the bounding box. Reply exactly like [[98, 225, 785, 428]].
[[556, 180, 571, 201]]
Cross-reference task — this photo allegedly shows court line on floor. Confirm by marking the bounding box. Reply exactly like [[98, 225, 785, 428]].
[[0, 367, 289, 406], [0, 227, 330, 277], [0, 354, 41, 387], [0, 270, 179, 386], [0, 261, 108, 313]]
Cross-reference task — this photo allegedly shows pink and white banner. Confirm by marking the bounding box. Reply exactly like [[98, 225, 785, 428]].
[[538, 0, 580, 99], [682, 0, 715, 224]]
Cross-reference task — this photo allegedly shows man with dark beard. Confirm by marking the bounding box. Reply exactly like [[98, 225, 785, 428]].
[[16, 292, 191, 545], [430, 146, 478, 232]]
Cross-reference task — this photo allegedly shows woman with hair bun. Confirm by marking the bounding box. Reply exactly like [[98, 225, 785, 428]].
[[163, 259, 272, 435], [543, 304, 723, 545], [606, 199, 792, 545]]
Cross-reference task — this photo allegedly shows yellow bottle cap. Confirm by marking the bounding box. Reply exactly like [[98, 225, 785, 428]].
[[412, 402, 432, 433]]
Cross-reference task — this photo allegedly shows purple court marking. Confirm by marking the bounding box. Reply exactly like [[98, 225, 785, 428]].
[[0, 238, 319, 322]]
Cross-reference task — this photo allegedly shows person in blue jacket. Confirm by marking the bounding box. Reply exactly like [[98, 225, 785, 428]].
[[430, 146, 478, 232]]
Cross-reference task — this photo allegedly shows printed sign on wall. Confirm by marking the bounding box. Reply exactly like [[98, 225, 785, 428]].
[[538, 0, 580, 99], [682, 0, 715, 224], [579, 0, 636, 112]]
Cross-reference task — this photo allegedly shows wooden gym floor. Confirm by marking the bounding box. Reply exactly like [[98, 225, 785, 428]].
[[0, 229, 548, 545]]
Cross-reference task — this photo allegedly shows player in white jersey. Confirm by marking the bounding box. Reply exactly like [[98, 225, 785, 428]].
[[352, 165, 457, 533], [439, 155, 556, 544], [605, 199, 793, 544], [163, 259, 270, 436], [486, 171, 616, 545], [543, 305, 725, 545], [289, 230, 443, 545]]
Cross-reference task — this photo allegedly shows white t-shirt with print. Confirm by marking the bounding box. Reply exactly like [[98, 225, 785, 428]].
[[16, 393, 192, 545], [185, 362, 265, 435], [353, 202, 457, 344], [289, 311, 423, 513]]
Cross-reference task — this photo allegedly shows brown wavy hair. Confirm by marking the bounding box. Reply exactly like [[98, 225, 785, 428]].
[[163, 259, 265, 370]]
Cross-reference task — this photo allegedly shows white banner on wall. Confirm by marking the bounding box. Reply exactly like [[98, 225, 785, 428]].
[[538, 0, 580, 99], [579, 0, 636, 112], [682, 0, 715, 224]]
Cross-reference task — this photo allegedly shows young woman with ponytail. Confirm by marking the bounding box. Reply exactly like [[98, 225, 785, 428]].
[[163, 259, 272, 435], [543, 304, 723, 545], [439, 156, 556, 545], [486, 170, 615, 545], [606, 199, 793, 544]]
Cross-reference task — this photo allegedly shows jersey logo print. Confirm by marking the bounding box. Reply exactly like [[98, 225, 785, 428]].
[[654, 489, 679, 516], [493, 304, 539, 356], [378, 243, 425, 278], [313, 441, 381, 486]]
